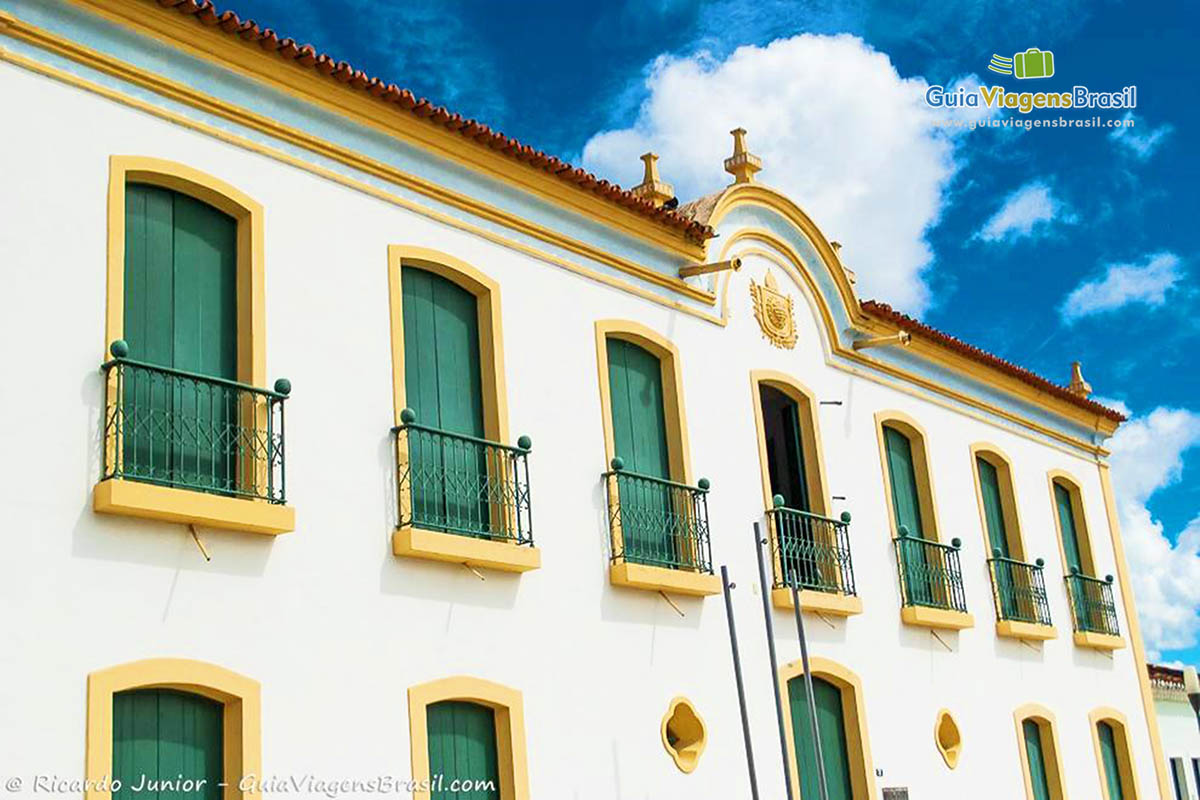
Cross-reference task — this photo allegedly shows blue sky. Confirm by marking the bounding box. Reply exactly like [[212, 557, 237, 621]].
[[228, 0, 1198, 663]]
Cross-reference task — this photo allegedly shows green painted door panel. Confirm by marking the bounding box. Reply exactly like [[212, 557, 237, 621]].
[[884, 426, 933, 605], [1023, 719, 1053, 800], [1098, 722, 1125, 800], [427, 701, 501, 800], [401, 267, 488, 535], [607, 338, 674, 565], [123, 184, 237, 493], [788, 676, 853, 800], [978, 457, 1020, 618], [113, 689, 223, 800], [760, 385, 820, 587], [1054, 483, 1083, 572]]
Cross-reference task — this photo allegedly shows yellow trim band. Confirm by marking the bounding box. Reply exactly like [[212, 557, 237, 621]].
[[93, 478, 295, 536], [392, 527, 541, 573]]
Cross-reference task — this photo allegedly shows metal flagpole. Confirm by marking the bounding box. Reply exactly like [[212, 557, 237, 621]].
[[792, 583, 830, 800], [721, 565, 760, 800], [752, 522, 796, 800]]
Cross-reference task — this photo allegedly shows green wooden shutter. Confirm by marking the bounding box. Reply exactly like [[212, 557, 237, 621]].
[[427, 701, 500, 800], [123, 184, 237, 493], [884, 426, 932, 604], [787, 676, 853, 800], [760, 385, 819, 587], [607, 338, 675, 565], [113, 689, 223, 800], [1054, 483, 1084, 572], [1023, 719, 1053, 800], [977, 458, 1010, 557], [1098, 721, 1125, 800], [401, 267, 488, 534]]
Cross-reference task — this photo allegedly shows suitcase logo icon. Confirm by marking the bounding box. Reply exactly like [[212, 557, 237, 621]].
[[988, 48, 1055, 79]]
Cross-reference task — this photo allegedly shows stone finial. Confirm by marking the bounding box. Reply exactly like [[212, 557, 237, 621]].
[[1067, 361, 1093, 398], [723, 127, 763, 184], [630, 152, 675, 207]]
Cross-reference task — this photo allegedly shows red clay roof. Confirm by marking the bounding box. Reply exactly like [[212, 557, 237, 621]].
[[1147, 662, 1186, 687], [146, 0, 714, 244], [861, 301, 1126, 422]]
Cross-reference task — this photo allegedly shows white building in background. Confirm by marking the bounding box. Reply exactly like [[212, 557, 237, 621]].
[[1150, 664, 1200, 799], [0, 1, 1178, 798]]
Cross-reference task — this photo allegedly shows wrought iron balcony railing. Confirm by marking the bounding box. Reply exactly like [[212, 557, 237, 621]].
[[987, 553, 1052, 626], [602, 459, 713, 574], [767, 497, 855, 596], [1065, 570, 1120, 636], [893, 528, 968, 613], [393, 409, 533, 546], [100, 340, 289, 503]]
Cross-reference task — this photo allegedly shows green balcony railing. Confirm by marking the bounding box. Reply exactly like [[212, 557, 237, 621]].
[[100, 340, 289, 503], [602, 458, 713, 574], [767, 497, 856, 596], [987, 552, 1052, 626], [393, 409, 533, 546], [1065, 570, 1120, 636], [893, 528, 968, 613]]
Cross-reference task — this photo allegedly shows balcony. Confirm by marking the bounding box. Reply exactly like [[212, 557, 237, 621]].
[[1065, 570, 1125, 650], [766, 498, 861, 616], [392, 409, 539, 573], [603, 459, 720, 596], [93, 342, 294, 535], [987, 553, 1056, 641], [893, 528, 973, 630]]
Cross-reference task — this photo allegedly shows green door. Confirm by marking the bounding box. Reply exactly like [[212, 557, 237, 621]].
[[760, 385, 819, 588], [1054, 482, 1084, 572], [1023, 719, 1053, 800], [123, 184, 238, 493], [402, 266, 488, 535], [1098, 721, 1125, 800], [113, 689, 223, 800], [788, 675, 853, 800], [978, 457, 1021, 618], [884, 426, 933, 605], [607, 338, 675, 566], [427, 701, 501, 800]]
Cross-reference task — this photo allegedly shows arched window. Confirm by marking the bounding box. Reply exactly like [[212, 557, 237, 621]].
[[1090, 709, 1141, 800], [595, 321, 717, 596], [780, 657, 877, 800], [972, 446, 1054, 638], [388, 247, 538, 573], [1013, 705, 1067, 800], [876, 412, 970, 629], [86, 658, 260, 800], [408, 677, 530, 800], [752, 371, 857, 615]]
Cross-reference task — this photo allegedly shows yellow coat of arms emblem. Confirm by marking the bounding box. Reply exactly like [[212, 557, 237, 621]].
[[750, 270, 797, 349]]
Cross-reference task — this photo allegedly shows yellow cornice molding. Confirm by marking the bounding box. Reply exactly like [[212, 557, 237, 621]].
[[62, 0, 708, 262]]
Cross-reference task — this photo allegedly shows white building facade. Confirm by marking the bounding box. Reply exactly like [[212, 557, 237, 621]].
[[1150, 664, 1200, 799], [0, 1, 1177, 799]]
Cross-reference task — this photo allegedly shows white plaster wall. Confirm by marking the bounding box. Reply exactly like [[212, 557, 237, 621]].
[[1157, 699, 1200, 798], [0, 60, 1161, 799]]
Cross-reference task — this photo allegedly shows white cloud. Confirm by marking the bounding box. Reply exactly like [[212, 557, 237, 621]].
[[1109, 112, 1174, 161], [580, 35, 988, 315], [1107, 408, 1200, 658], [1060, 252, 1182, 322], [975, 181, 1075, 242]]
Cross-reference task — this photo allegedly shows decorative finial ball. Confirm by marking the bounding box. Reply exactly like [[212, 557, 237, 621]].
[[1070, 565, 1080, 575], [610, 457, 625, 472], [951, 537, 962, 549], [773, 494, 786, 508], [698, 477, 711, 491], [1106, 574, 1114, 583], [1036, 558, 1045, 567], [517, 435, 532, 451], [898, 525, 910, 538], [400, 407, 416, 424], [992, 547, 1002, 558], [273, 378, 292, 396], [840, 511, 852, 524], [110, 339, 129, 358]]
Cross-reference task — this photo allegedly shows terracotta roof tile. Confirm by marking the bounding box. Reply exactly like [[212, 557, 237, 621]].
[[139, 0, 714, 244], [861, 301, 1126, 422]]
